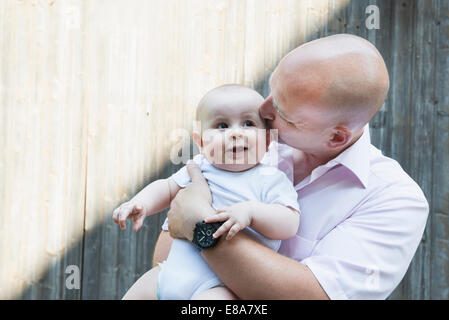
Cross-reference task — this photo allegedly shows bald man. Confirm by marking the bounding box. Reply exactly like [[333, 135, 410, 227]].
[[125, 34, 429, 300]]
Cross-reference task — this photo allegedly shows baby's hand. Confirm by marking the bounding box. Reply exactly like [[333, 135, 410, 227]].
[[204, 201, 254, 240], [112, 200, 147, 232]]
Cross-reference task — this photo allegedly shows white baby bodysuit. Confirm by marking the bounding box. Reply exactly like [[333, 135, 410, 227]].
[[158, 153, 300, 299]]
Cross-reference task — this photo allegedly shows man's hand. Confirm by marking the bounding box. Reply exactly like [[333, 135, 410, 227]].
[[204, 201, 254, 240], [167, 160, 214, 241], [112, 200, 147, 232]]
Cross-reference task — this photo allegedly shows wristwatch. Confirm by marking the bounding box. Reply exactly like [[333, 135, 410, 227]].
[[192, 221, 223, 250]]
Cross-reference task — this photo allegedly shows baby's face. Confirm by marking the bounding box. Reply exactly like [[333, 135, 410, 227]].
[[195, 88, 268, 172]]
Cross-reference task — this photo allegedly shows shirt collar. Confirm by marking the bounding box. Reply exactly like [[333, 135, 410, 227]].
[[296, 125, 371, 190], [328, 124, 371, 188]]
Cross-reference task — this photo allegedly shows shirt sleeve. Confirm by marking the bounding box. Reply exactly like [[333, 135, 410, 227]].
[[262, 169, 300, 213], [300, 182, 429, 299]]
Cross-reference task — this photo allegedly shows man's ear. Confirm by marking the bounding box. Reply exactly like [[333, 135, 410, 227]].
[[327, 126, 352, 149], [192, 131, 202, 149]]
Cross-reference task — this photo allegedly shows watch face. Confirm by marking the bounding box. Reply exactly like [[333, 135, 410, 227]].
[[194, 222, 222, 249], [195, 223, 217, 248]]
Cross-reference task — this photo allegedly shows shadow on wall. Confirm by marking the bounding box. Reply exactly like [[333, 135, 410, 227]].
[[18, 159, 175, 300]]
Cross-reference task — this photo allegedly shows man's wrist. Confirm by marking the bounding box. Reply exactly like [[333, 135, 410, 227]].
[[185, 205, 215, 241]]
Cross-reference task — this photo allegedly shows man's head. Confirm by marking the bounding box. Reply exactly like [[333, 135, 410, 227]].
[[260, 34, 390, 158], [194, 84, 267, 172]]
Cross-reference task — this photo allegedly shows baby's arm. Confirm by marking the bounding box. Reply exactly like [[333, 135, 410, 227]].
[[204, 201, 299, 241], [247, 202, 299, 240], [112, 177, 181, 232]]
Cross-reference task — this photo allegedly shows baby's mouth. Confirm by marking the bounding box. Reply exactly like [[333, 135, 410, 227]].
[[226, 145, 248, 154], [232, 146, 248, 153]]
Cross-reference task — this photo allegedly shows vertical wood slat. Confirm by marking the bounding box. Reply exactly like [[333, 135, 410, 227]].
[[403, 0, 437, 300], [431, 0, 449, 300], [381, 1, 415, 298], [369, 0, 393, 153], [0, 0, 447, 300]]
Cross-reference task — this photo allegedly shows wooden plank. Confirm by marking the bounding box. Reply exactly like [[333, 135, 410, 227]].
[[0, 0, 86, 299], [403, 0, 438, 300], [371, 0, 402, 300], [324, 0, 350, 36], [382, 0, 416, 300], [382, 0, 414, 170], [345, 0, 370, 37], [431, 0, 449, 299], [368, 0, 393, 153]]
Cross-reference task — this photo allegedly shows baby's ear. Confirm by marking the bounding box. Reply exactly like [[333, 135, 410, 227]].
[[192, 131, 202, 149]]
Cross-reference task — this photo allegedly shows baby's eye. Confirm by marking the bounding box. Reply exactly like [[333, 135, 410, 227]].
[[243, 120, 256, 127], [216, 122, 228, 129]]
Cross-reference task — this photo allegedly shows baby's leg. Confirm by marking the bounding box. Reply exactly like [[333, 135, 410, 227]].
[[122, 266, 160, 300], [192, 286, 238, 300]]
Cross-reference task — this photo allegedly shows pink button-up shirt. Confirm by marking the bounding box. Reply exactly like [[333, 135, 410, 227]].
[[273, 125, 429, 299]]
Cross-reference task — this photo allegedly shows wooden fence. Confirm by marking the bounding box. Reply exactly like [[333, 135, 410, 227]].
[[0, 0, 447, 299]]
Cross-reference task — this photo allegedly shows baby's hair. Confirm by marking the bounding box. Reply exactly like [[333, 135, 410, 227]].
[[195, 84, 263, 121]]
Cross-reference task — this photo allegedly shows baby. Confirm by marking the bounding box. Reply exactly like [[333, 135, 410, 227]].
[[112, 84, 300, 300]]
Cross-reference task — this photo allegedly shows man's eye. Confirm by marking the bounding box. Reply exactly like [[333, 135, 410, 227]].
[[216, 122, 228, 129], [243, 120, 255, 127], [287, 120, 300, 128]]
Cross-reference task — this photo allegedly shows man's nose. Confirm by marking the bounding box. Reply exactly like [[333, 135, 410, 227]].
[[259, 96, 276, 121]]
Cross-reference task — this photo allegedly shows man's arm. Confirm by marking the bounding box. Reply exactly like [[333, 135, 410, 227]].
[[202, 232, 328, 299], [152, 231, 174, 267], [152, 229, 327, 299], [166, 161, 328, 299]]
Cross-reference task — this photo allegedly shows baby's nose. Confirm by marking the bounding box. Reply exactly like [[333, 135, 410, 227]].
[[229, 128, 244, 139]]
